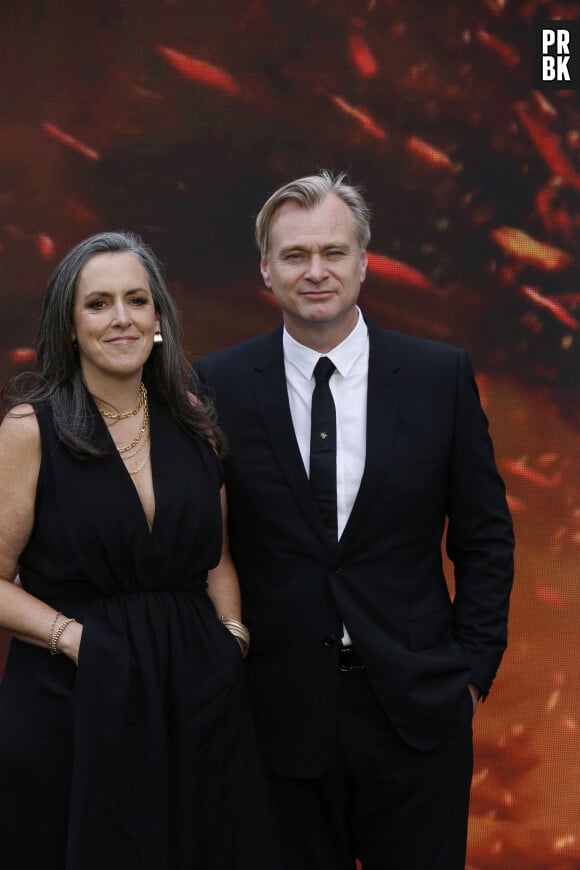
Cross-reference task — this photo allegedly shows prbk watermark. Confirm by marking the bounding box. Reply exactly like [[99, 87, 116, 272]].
[[533, 20, 579, 89]]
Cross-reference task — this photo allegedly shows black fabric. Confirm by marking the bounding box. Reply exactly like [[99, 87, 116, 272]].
[[271, 671, 473, 870], [194, 322, 514, 773], [309, 357, 337, 541], [0, 391, 281, 870]]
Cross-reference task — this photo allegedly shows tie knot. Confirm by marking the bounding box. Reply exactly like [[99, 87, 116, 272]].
[[313, 356, 335, 385]]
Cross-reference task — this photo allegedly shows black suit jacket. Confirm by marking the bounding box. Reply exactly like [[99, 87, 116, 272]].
[[195, 318, 514, 778]]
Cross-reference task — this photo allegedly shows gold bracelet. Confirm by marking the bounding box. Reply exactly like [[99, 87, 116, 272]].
[[220, 617, 250, 644], [220, 617, 250, 655], [50, 617, 76, 656], [48, 611, 61, 651]]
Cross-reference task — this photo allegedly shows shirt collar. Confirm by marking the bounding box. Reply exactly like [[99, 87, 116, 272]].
[[283, 308, 369, 380]]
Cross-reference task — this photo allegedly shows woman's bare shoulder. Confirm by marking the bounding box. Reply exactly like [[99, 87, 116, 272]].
[[0, 404, 40, 452], [0, 404, 41, 558]]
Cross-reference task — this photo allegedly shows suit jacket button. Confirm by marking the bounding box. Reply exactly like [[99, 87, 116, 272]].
[[329, 564, 341, 574], [323, 635, 336, 648]]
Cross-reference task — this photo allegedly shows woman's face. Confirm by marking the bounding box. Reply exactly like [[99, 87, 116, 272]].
[[72, 251, 160, 388]]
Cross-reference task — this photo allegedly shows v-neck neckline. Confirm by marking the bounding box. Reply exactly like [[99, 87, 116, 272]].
[[89, 389, 157, 536]]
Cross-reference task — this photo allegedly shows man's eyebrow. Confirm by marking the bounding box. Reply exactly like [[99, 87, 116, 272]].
[[278, 245, 307, 255], [278, 242, 350, 255]]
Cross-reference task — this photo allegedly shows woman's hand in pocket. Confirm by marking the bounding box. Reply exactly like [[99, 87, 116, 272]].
[[57, 620, 84, 666]]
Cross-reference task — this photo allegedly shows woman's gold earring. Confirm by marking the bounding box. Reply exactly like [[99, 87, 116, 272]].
[[153, 331, 163, 346]]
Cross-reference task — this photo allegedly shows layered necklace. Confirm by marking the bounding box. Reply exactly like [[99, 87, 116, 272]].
[[100, 382, 147, 420], [98, 383, 150, 476]]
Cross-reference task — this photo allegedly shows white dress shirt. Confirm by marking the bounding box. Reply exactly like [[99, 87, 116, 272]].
[[283, 309, 369, 646]]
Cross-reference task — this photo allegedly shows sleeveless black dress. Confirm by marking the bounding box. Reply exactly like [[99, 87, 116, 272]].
[[0, 391, 281, 870]]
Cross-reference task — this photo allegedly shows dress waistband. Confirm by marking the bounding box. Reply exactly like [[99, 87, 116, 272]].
[[20, 572, 208, 613]]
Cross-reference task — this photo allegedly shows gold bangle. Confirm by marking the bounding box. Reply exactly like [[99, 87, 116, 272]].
[[220, 617, 250, 654], [229, 632, 250, 658], [220, 617, 250, 643], [48, 611, 61, 651], [50, 617, 76, 656]]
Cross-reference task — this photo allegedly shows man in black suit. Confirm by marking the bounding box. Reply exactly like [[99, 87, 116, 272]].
[[195, 171, 514, 870]]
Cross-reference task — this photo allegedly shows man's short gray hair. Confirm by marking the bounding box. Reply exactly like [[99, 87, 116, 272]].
[[255, 170, 371, 256]]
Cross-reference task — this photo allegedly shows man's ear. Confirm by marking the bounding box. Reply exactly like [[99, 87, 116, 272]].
[[260, 256, 272, 289], [359, 250, 368, 283]]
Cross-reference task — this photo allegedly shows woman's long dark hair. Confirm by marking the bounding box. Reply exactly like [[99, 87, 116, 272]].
[[2, 231, 224, 458]]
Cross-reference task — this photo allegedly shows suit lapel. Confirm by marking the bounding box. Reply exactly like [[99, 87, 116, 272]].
[[252, 330, 332, 547], [339, 321, 403, 548]]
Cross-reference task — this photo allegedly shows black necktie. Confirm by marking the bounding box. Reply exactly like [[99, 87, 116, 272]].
[[310, 357, 337, 541]]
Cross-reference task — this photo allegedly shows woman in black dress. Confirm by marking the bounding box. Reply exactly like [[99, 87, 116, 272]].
[[0, 231, 281, 870]]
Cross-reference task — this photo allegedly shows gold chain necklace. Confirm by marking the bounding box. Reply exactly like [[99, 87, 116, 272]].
[[121, 431, 150, 461], [99, 383, 146, 420], [125, 447, 151, 476], [116, 388, 149, 454]]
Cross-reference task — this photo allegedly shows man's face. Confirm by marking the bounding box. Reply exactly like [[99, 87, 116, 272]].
[[260, 193, 367, 343]]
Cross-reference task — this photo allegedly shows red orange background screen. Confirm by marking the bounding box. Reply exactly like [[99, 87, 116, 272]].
[[0, 1, 579, 866]]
